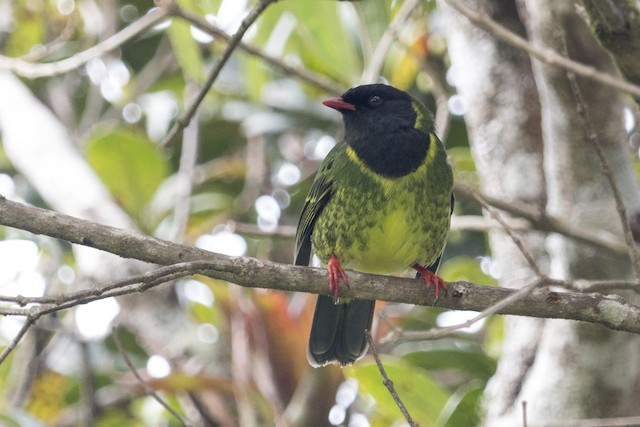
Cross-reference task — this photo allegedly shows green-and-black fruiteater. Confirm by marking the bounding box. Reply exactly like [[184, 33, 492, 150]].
[[295, 84, 454, 367]]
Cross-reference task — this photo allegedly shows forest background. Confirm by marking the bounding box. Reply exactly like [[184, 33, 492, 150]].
[[0, 0, 639, 426]]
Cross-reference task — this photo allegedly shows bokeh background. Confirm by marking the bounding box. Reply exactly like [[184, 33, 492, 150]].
[[0, 0, 639, 426]]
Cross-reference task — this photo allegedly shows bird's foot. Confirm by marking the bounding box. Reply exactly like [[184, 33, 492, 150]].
[[328, 255, 349, 297], [412, 264, 447, 305]]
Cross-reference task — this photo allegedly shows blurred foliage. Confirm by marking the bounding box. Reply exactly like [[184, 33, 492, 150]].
[[86, 127, 170, 226], [348, 357, 450, 426], [0, 0, 501, 426]]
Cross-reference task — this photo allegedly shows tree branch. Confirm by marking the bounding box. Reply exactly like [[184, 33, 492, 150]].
[[454, 183, 628, 256], [0, 8, 168, 78], [1, 197, 640, 336]]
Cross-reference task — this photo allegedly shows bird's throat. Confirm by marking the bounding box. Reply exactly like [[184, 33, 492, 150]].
[[346, 128, 429, 177]]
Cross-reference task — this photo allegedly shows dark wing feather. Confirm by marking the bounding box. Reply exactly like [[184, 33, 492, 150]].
[[418, 193, 455, 276], [294, 168, 334, 266]]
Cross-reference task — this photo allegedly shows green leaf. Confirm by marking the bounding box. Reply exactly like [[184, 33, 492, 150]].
[[286, 2, 361, 84], [0, 413, 43, 427], [402, 348, 496, 380], [440, 381, 483, 427], [242, 55, 270, 102], [634, 156, 640, 179], [5, 4, 45, 56], [483, 316, 505, 358], [346, 356, 449, 426], [354, 0, 393, 63], [439, 256, 498, 287], [86, 128, 170, 220], [447, 146, 476, 174], [167, 3, 205, 83]]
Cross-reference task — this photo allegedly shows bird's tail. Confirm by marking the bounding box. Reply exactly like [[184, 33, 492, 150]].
[[307, 296, 376, 367]]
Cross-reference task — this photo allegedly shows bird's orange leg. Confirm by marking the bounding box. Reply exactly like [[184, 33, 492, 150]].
[[412, 264, 447, 301], [328, 255, 349, 297]]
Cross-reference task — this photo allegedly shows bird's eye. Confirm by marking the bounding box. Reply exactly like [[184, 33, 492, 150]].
[[368, 95, 383, 107]]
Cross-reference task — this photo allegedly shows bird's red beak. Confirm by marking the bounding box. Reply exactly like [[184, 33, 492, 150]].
[[322, 97, 356, 112]]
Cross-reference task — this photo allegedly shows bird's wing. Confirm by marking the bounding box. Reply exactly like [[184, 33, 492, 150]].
[[450, 193, 455, 215], [421, 193, 455, 275], [294, 166, 334, 266]]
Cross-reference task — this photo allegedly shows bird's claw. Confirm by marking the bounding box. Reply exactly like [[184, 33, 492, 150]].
[[328, 255, 349, 297], [412, 264, 447, 306]]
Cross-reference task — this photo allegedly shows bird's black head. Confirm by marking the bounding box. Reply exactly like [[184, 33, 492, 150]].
[[323, 84, 417, 134], [323, 84, 430, 177]]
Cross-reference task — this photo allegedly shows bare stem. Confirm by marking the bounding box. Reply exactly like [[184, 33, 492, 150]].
[[390, 277, 545, 343], [365, 330, 418, 427], [113, 327, 190, 426], [464, 186, 545, 278], [0, 315, 35, 366]]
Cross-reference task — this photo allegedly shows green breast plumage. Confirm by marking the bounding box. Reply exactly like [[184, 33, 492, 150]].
[[310, 133, 453, 274]]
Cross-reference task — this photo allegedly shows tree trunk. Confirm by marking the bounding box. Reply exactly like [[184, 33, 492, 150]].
[[518, 0, 640, 421], [441, 0, 640, 424]]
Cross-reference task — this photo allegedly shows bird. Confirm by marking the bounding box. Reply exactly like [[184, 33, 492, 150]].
[[294, 84, 454, 367]]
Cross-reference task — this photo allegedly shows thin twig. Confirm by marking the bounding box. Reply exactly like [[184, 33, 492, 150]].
[[444, 0, 640, 99], [388, 277, 545, 343], [361, 0, 421, 83], [522, 401, 528, 427], [365, 330, 419, 427], [566, 278, 640, 293], [36, 267, 215, 317], [561, 35, 640, 279], [0, 262, 210, 306], [0, 315, 36, 366], [455, 183, 628, 256], [112, 327, 190, 426], [160, 0, 277, 147], [0, 8, 168, 78], [466, 188, 545, 278], [230, 221, 297, 238]]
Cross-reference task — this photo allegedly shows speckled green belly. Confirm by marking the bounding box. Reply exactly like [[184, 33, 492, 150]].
[[311, 169, 451, 275]]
